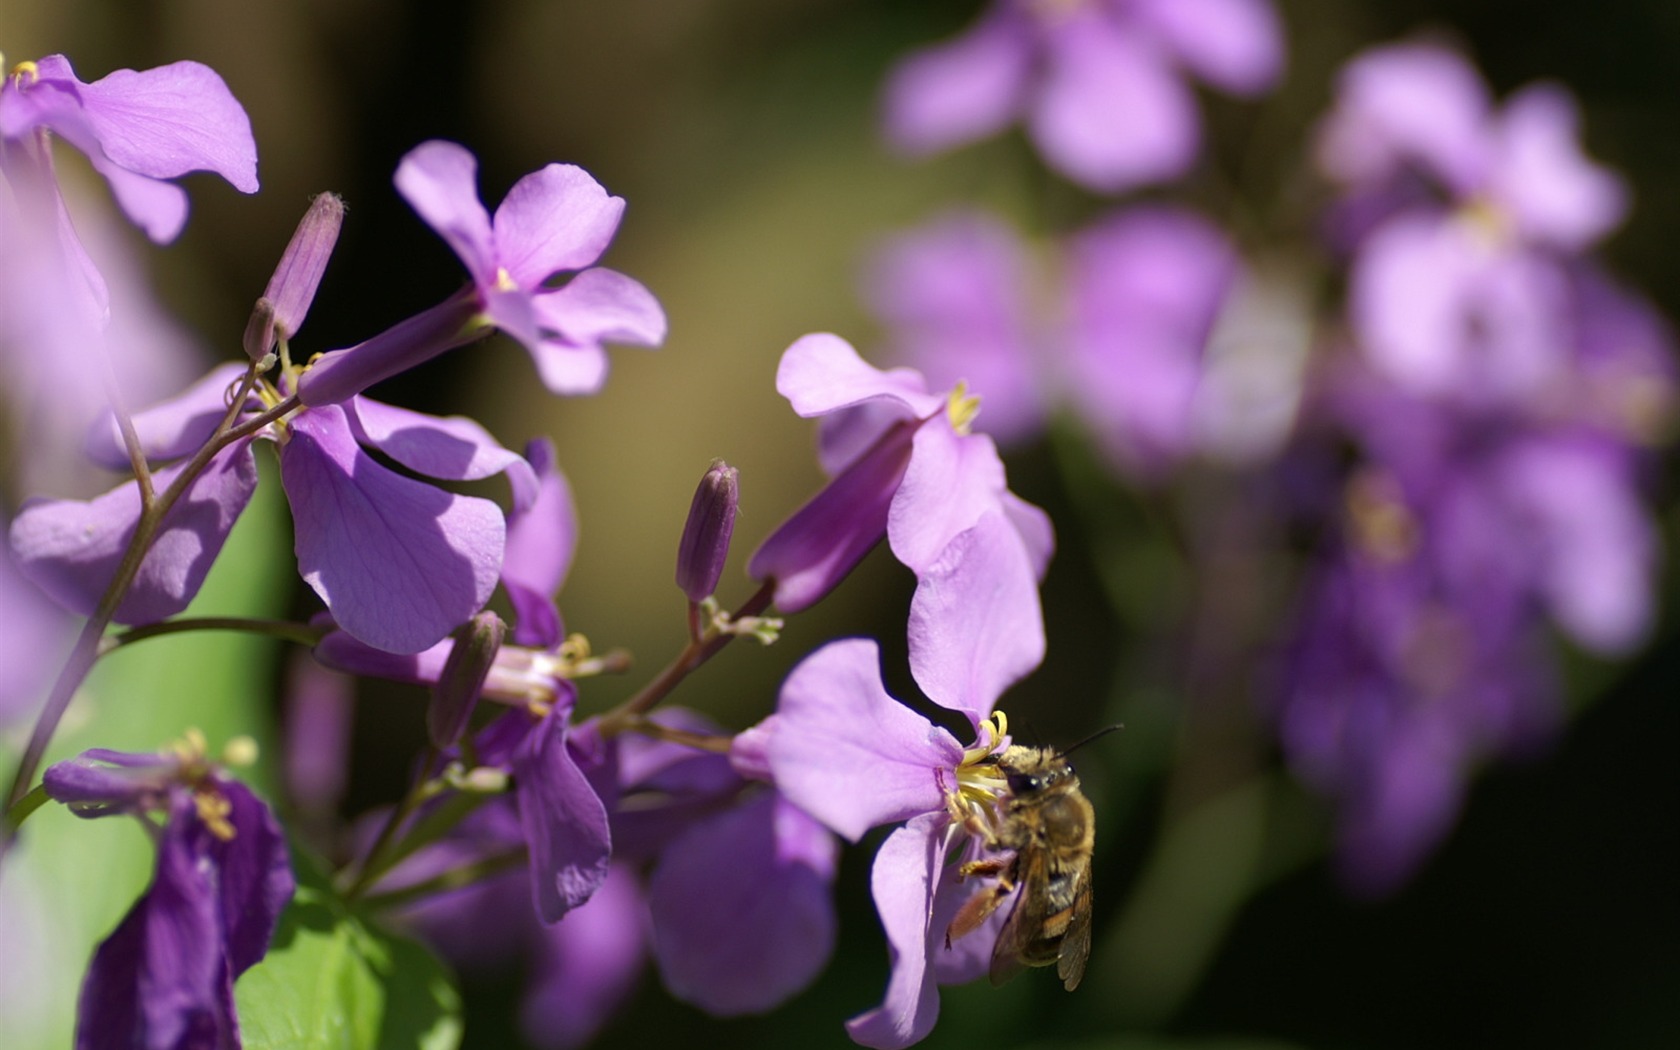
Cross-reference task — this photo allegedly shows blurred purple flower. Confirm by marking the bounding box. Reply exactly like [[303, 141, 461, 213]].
[[10, 363, 535, 654], [0, 54, 257, 244], [1316, 42, 1628, 402], [43, 742, 292, 1050], [1065, 206, 1243, 476], [883, 0, 1284, 192], [748, 333, 1053, 631], [863, 210, 1048, 447], [521, 863, 647, 1050], [865, 205, 1256, 479]]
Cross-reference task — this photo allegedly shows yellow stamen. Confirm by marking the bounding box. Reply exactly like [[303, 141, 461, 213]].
[[494, 267, 520, 292], [946, 381, 982, 436], [222, 736, 259, 768], [194, 789, 237, 841], [8, 60, 39, 88]]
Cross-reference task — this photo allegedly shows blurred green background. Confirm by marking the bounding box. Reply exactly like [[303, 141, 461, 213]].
[[2, 0, 1675, 1047]]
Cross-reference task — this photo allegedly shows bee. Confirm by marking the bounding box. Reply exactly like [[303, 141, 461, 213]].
[[946, 744, 1095, 991]]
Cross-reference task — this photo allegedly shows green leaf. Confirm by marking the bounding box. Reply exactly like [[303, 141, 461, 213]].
[[234, 857, 462, 1050]]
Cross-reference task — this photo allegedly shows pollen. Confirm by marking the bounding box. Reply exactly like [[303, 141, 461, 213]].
[[494, 267, 520, 292], [946, 381, 983, 436]]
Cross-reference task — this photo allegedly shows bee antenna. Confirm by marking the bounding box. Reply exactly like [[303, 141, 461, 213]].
[[1058, 723, 1125, 759]]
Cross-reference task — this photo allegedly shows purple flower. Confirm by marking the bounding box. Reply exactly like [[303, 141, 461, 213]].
[[0, 55, 257, 243], [863, 211, 1047, 447], [863, 205, 1256, 479], [10, 363, 535, 654], [43, 740, 293, 1050], [391, 139, 664, 395], [748, 333, 1053, 625], [520, 863, 647, 1050], [761, 512, 1047, 1045], [1064, 206, 1243, 476], [1316, 42, 1628, 403], [883, 0, 1284, 192]]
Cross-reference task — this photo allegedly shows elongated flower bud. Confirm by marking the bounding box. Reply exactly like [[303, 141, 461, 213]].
[[676, 460, 739, 601], [428, 611, 506, 749], [246, 193, 344, 362]]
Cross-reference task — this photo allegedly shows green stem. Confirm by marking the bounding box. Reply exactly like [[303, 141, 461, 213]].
[[2, 366, 284, 825], [102, 617, 327, 654], [596, 580, 775, 737], [359, 847, 527, 913], [2, 783, 51, 831]]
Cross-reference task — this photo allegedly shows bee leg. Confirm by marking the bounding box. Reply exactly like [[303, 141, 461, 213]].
[[957, 857, 1010, 880], [946, 880, 1012, 948]]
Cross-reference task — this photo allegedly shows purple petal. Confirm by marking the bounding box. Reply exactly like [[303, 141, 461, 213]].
[[766, 638, 962, 842], [513, 710, 612, 923], [1137, 0, 1284, 95], [1492, 83, 1627, 250], [887, 420, 1006, 574], [1315, 42, 1491, 194], [747, 419, 916, 614], [10, 441, 258, 625], [531, 267, 666, 350], [493, 164, 625, 286], [394, 140, 498, 287], [204, 780, 294, 975], [346, 396, 535, 490], [75, 797, 234, 1050], [844, 814, 948, 1050], [296, 292, 485, 408], [502, 438, 577, 649], [42, 748, 173, 813], [863, 210, 1047, 447], [1029, 14, 1200, 191], [72, 60, 257, 190], [521, 864, 646, 1050], [649, 791, 837, 1015], [999, 491, 1054, 581], [908, 510, 1046, 728], [881, 9, 1030, 156], [1064, 206, 1238, 476], [521, 339, 611, 396], [85, 362, 253, 470], [776, 333, 944, 421], [281, 405, 504, 654]]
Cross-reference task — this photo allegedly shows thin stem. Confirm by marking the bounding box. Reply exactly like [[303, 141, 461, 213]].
[[101, 617, 327, 655], [596, 580, 775, 737], [347, 788, 496, 901], [2, 783, 51, 832], [3, 364, 275, 821], [359, 847, 527, 913], [339, 745, 441, 899], [623, 716, 734, 754]]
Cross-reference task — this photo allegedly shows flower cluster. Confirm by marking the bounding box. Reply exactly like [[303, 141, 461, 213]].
[[0, 10, 1670, 1050]]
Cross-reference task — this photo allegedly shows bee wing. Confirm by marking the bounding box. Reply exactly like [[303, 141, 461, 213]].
[[989, 854, 1051, 987], [1056, 861, 1094, 992]]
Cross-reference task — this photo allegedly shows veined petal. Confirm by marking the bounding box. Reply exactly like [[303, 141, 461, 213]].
[[844, 814, 948, 1050], [649, 791, 837, 1015], [513, 709, 612, 923], [531, 267, 666, 350], [281, 405, 503, 654], [766, 639, 962, 842], [346, 396, 536, 490], [207, 780, 295, 976], [493, 163, 625, 286], [887, 421, 1006, 574], [908, 510, 1046, 728], [394, 140, 498, 287], [776, 333, 943, 420], [85, 362, 253, 469], [72, 59, 258, 190], [10, 441, 258, 625]]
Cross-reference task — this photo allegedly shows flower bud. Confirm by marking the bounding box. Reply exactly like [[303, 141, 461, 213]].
[[248, 193, 344, 361], [428, 611, 507, 749], [676, 459, 739, 602]]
